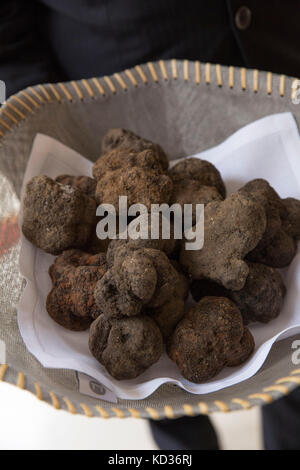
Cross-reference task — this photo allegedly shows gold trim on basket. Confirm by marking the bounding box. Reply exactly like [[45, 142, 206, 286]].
[[125, 69, 138, 87], [114, 73, 128, 91], [159, 60, 168, 81], [172, 59, 178, 80], [71, 81, 84, 100], [248, 393, 274, 404], [49, 391, 61, 410], [135, 65, 148, 84], [81, 403, 94, 417], [91, 77, 106, 96], [183, 60, 189, 81], [104, 76, 117, 94], [147, 62, 159, 83], [17, 372, 25, 389], [0, 60, 299, 418], [231, 398, 251, 410], [229, 66, 234, 89], [64, 398, 77, 414], [34, 382, 43, 400], [205, 62, 211, 84], [195, 61, 201, 84], [216, 64, 223, 87], [0, 364, 8, 381], [81, 79, 95, 98], [253, 69, 259, 93]]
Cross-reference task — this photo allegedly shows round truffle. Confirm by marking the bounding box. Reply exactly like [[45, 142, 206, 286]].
[[89, 314, 164, 380], [167, 297, 254, 383]]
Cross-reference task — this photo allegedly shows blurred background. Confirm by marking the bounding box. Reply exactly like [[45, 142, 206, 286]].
[[0, 382, 262, 450]]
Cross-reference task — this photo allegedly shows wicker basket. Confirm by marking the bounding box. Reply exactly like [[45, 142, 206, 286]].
[[0, 60, 299, 419]]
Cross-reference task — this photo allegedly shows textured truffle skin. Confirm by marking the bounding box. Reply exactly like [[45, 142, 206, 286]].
[[240, 179, 298, 268], [94, 242, 179, 318], [147, 262, 189, 340], [93, 131, 172, 212], [22, 175, 96, 255], [170, 180, 223, 225], [191, 262, 286, 325], [101, 128, 169, 171], [247, 229, 296, 268], [93, 148, 165, 180], [112, 245, 179, 307], [180, 193, 267, 290], [226, 328, 255, 367], [229, 262, 286, 324], [167, 297, 254, 383], [94, 165, 173, 212], [169, 158, 226, 198], [89, 314, 163, 380], [47, 250, 107, 331], [94, 269, 143, 318], [282, 197, 300, 241], [55, 175, 97, 199]]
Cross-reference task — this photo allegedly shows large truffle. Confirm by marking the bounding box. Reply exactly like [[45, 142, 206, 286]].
[[22, 175, 96, 255], [89, 314, 163, 380], [180, 193, 266, 290], [47, 250, 107, 330], [168, 297, 254, 383], [101, 128, 169, 171]]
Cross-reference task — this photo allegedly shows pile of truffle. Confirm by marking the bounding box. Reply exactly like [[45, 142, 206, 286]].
[[22, 129, 300, 383]]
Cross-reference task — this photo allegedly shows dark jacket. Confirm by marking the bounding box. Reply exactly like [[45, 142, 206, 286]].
[[1, 0, 300, 96]]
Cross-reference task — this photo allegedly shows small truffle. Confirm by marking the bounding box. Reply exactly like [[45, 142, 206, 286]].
[[167, 297, 254, 383], [180, 193, 266, 290], [169, 158, 226, 198], [22, 175, 96, 255], [101, 128, 169, 171], [47, 250, 107, 330], [89, 314, 163, 380]]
